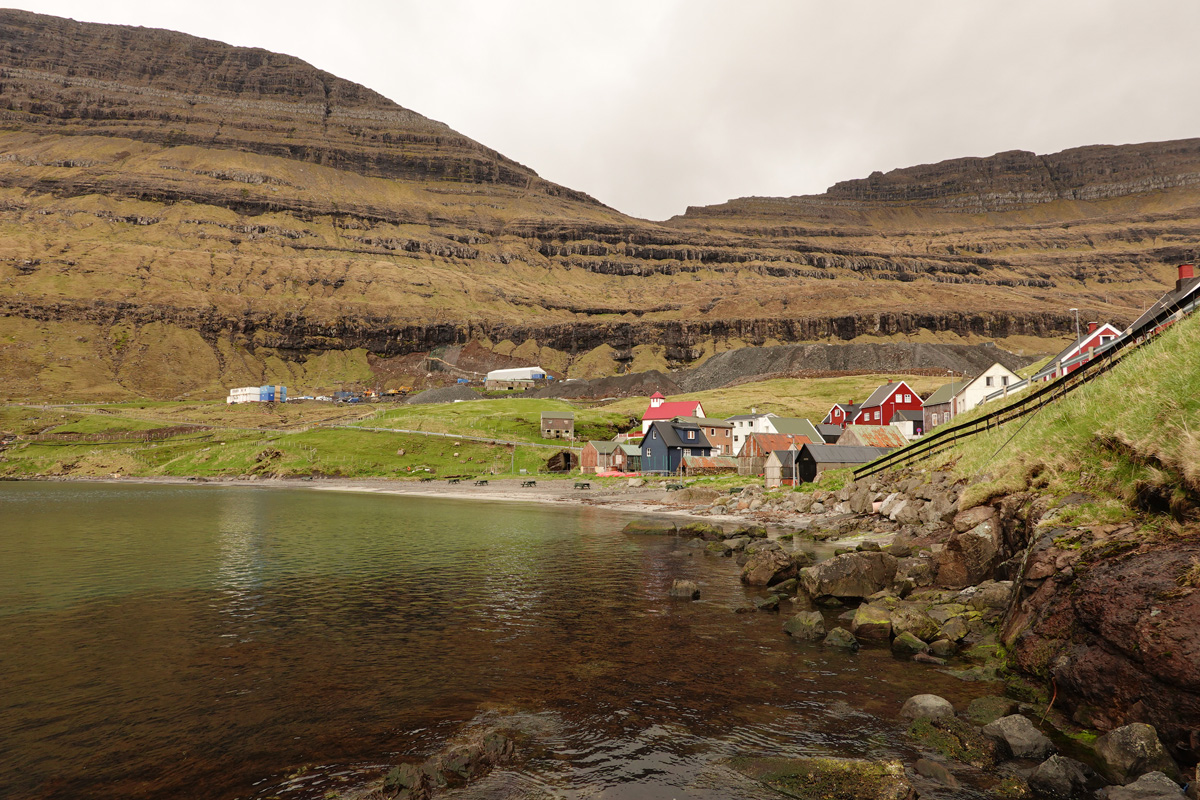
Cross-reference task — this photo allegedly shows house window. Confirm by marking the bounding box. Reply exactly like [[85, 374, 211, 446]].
[[875, 410, 880, 420], [688, 431, 695, 440], [685, 448, 691, 456], [904, 394, 911, 402], [986, 376, 994, 387], [1002, 376, 1009, 386]]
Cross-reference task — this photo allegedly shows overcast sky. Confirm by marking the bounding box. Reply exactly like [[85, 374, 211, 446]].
[[9, 1, 1200, 219]]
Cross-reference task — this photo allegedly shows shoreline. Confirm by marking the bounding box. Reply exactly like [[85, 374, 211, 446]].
[[9, 473, 764, 525]]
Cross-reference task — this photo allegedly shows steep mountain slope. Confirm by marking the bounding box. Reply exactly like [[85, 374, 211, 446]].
[[0, 9, 1194, 399]]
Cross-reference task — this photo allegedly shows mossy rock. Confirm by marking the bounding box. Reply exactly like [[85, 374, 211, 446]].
[[622, 520, 678, 536], [678, 521, 724, 539], [908, 715, 1000, 770], [729, 755, 914, 800], [966, 695, 1020, 726]]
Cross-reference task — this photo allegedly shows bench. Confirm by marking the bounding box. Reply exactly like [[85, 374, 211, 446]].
[[419, 476, 435, 482], [573, 481, 591, 490], [521, 480, 537, 487], [447, 478, 460, 484], [729, 487, 744, 495], [473, 479, 489, 486], [665, 483, 685, 491]]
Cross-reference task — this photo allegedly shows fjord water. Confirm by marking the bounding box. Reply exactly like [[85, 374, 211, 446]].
[[1, 483, 988, 800]]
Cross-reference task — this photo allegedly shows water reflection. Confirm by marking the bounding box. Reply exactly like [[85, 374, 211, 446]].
[[0, 484, 997, 800]]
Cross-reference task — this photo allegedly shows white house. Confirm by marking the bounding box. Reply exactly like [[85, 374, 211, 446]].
[[724, 410, 778, 452], [950, 362, 1022, 415], [484, 366, 548, 390]]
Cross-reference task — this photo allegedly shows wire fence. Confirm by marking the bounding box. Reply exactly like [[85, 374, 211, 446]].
[[853, 288, 1200, 480]]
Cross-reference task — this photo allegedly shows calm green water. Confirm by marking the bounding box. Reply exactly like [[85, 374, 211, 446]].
[[0, 482, 992, 800]]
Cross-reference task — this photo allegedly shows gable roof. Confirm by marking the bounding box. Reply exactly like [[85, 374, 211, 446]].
[[838, 424, 908, 448], [673, 415, 732, 428], [643, 400, 705, 421], [957, 362, 1023, 395], [1047, 323, 1123, 368], [769, 417, 823, 441], [815, 424, 844, 442], [1127, 273, 1200, 334], [619, 443, 642, 457], [893, 409, 924, 423], [799, 442, 896, 464], [923, 383, 959, 407], [586, 440, 619, 454], [742, 432, 811, 455], [724, 412, 772, 422], [681, 455, 738, 470], [860, 381, 913, 409], [645, 420, 713, 450], [541, 410, 574, 420]]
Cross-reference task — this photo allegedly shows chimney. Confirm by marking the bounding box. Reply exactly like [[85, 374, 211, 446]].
[[1087, 322, 1098, 335], [1179, 263, 1195, 292]]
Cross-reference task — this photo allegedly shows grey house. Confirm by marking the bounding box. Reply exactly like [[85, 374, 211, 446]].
[[541, 411, 575, 439]]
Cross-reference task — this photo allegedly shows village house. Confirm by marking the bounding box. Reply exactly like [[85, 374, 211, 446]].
[[837, 424, 908, 449], [641, 420, 713, 475], [618, 443, 642, 473], [736, 432, 810, 476], [890, 409, 925, 439], [673, 416, 734, 455], [540, 411, 575, 439], [725, 411, 821, 451], [922, 382, 958, 432], [947, 362, 1023, 415], [850, 380, 923, 426], [641, 393, 705, 433], [815, 423, 843, 443], [764, 449, 800, 489], [1039, 322, 1123, 381], [795, 443, 896, 483], [580, 440, 620, 474], [821, 401, 862, 429]]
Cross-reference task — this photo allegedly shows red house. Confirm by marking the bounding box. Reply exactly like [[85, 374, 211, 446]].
[[641, 392, 705, 433], [1039, 321, 1122, 381], [851, 381, 923, 426], [821, 401, 861, 429]]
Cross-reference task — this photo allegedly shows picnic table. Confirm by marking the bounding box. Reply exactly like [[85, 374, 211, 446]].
[[665, 483, 685, 491], [419, 476, 435, 482], [473, 479, 489, 486], [728, 486, 744, 495], [573, 481, 591, 490], [521, 480, 537, 487], [447, 478, 460, 484]]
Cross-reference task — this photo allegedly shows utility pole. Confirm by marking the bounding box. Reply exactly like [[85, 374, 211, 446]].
[[1070, 307, 1081, 345]]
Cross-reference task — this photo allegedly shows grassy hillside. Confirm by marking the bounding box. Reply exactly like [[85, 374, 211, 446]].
[[932, 312, 1200, 524]]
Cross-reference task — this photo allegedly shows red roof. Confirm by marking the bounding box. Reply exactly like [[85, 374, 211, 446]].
[[650, 392, 665, 399], [643, 400, 704, 421]]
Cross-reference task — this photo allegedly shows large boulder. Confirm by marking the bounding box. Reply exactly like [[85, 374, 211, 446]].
[[822, 627, 860, 650], [741, 549, 799, 587], [899, 694, 954, 721], [982, 715, 1055, 760], [1095, 724, 1182, 784], [1096, 771, 1185, 799], [1029, 755, 1106, 799], [800, 552, 899, 599], [677, 521, 724, 540], [850, 603, 893, 640], [953, 504, 997, 533], [783, 611, 826, 641], [936, 518, 1001, 587], [878, 492, 905, 518], [849, 486, 877, 514], [889, 603, 940, 642], [891, 631, 929, 656]]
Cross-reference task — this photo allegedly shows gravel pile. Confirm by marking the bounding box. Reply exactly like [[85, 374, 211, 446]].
[[527, 370, 681, 399], [405, 385, 482, 405]]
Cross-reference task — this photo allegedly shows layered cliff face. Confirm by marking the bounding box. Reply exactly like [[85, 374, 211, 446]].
[[0, 10, 1194, 399]]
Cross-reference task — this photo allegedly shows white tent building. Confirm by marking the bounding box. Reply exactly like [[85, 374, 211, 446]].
[[485, 366, 548, 389]]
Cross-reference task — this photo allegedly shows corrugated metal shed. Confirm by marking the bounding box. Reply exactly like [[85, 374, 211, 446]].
[[838, 425, 908, 448], [682, 455, 738, 471]]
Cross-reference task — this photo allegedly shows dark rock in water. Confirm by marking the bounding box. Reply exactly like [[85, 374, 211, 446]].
[[899, 694, 954, 721], [850, 603, 893, 640], [907, 715, 1000, 769], [773, 578, 799, 595], [913, 758, 958, 788], [889, 603, 939, 642], [891, 631, 929, 656], [1029, 754, 1106, 799], [1095, 723, 1182, 784], [728, 755, 915, 800], [819, 596, 846, 608], [754, 594, 783, 612], [856, 541, 882, 552], [678, 521, 724, 540], [966, 695, 1019, 726], [704, 540, 729, 556], [383, 727, 517, 800], [741, 549, 799, 587], [982, 714, 1055, 760], [1096, 771, 1185, 799], [929, 638, 956, 658], [622, 519, 678, 536], [783, 611, 826, 641], [668, 579, 701, 600], [732, 524, 768, 539], [911, 653, 947, 665], [822, 627, 860, 651]]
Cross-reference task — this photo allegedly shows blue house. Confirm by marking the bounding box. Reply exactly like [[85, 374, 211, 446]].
[[641, 420, 713, 475]]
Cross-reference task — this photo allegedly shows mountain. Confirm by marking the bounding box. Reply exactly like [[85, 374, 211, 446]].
[[0, 9, 1194, 399]]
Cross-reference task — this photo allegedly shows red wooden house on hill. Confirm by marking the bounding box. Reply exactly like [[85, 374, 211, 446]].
[[851, 380, 923, 426], [641, 392, 705, 433], [822, 401, 861, 429], [1039, 321, 1122, 381]]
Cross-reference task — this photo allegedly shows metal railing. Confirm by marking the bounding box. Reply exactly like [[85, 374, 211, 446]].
[[853, 289, 1200, 480]]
